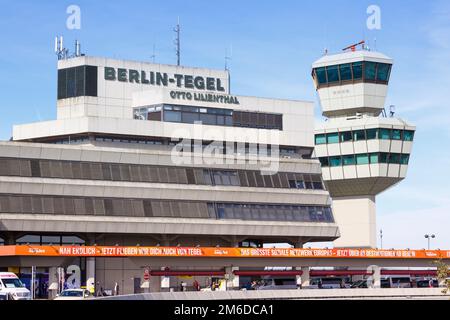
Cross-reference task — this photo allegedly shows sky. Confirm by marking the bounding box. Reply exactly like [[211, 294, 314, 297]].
[[0, 0, 449, 249]]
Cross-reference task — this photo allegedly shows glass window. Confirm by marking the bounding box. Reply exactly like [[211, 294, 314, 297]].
[[392, 129, 402, 140], [319, 157, 329, 167], [401, 154, 410, 165], [326, 132, 339, 144], [340, 131, 353, 142], [366, 128, 378, 140], [343, 155, 356, 165], [199, 113, 216, 125], [315, 134, 326, 145], [376, 63, 391, 82], [369, 153, 379, 164], [364, 62, 377, 80], [182, 112, 199, 124], [339, 64, 352, 81], [389, 153, 401, 164], [329, 156, 342, 167], [403, 130, 414, 141], [315, 67, 327, 84], [326, 65, 339, 83], [379, 128, 391, 140], [164, 111, 181, 122], [352, 62, 363, 79], [356, 154, 369, 165], [353, 130, 366, 141], [379, 153, 389, 163]]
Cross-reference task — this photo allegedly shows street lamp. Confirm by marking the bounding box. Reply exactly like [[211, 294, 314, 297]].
[[424, 234, 435, 250]]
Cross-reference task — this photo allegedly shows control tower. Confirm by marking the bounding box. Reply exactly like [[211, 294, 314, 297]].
[[311, 42, 416, 248]]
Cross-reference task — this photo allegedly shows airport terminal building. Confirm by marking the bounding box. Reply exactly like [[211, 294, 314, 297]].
[[0, 55, 339, 295]]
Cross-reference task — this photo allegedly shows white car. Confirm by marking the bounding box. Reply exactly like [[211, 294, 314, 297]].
[[0, 272, 31, 300], [54, 289, 92, 300]]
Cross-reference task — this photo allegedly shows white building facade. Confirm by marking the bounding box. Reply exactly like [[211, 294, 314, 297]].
[[0, 55, 339, 295]]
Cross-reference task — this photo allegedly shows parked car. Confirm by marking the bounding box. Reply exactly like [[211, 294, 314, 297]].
[[54, 289, 92, 300], [0, 272, 31, 300]]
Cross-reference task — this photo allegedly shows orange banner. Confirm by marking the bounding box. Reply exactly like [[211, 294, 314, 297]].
[[0, 245, 449, 259]]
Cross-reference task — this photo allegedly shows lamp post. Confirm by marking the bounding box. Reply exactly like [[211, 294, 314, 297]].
[[424, 234, 435, 250]]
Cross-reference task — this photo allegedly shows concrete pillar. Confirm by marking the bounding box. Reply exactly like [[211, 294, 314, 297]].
[[332, 196, 377, 248], [225, 267, 239, 290], [48, 267, 58, 300], [367, 265, 381, 289], [86, 257, 95, 295], [160, 267, 170, 292], [298, 267, 310, 288]]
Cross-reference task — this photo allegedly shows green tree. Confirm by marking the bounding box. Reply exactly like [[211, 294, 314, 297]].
[[433, 259, 450, 294]]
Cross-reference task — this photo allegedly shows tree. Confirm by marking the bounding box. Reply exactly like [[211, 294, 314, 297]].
[[433, 259, 450, 294]]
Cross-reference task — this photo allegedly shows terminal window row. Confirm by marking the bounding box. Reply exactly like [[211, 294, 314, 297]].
[[312, 61, 392, 88], [315, 128, 415, 145], [319, 152, 410, 167], [47, 134, 305, 158], [133, 104, 283, 130], [0, 157, 324, 190], [0, 194, 334, 223]]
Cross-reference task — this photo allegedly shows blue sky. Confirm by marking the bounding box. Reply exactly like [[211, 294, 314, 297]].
[[0, 0, 449, 249]]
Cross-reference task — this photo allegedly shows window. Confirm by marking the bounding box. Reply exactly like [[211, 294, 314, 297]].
[[392, 129, 402, 140], [340, 131, 353, 143], [57, 65, 98, 99], [326, 65, 339, 83], [379, 153, 389, 163], [366, 128, 378, 140], [376, 63, 391, 82], [319, 157, 329, 167], [364, 62, 377, 80], [401, 154, 410, 165], [326, 132, 339, 144], [182, 112, 199, 123], [403, 130, 414, 141], [389, 153, 401, 164], [315, 134, 326, 145], [329, 156, 342, 167], [356, 154, 369, 165], [353, 130, 366, 141], [339, 64, 352, 81], [199, 113, 216, 125], [379, 128, 391, 140], [315, 67, 327, 84], [343, 155, 356, 166], [352, 62, 363, 79], [369, 153, 379, 164], [164, 111, 182, 122]]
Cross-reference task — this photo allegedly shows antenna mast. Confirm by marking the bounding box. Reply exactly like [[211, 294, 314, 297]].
[[151, 44, 156, 63], [225, 45, 232, 71], [174, 18, 181, 66]]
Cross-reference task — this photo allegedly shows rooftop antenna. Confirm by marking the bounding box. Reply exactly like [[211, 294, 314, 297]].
[[174, 17, 181, 66], [54, 35, 68, 60], [225, 45, 232, 71], [342, 40, 365, 52], [150, 44, 156, 63], [374, 37, 377, 51], [75, 40, 81, 57]]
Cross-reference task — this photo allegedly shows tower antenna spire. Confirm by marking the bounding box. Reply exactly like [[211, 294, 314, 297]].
[[174, 17, 181, 66], [225, 44, 232, 71], [151, 44, 156, 63]]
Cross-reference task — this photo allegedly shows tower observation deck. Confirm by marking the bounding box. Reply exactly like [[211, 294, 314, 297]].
[[312, 45, 416, 248]]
